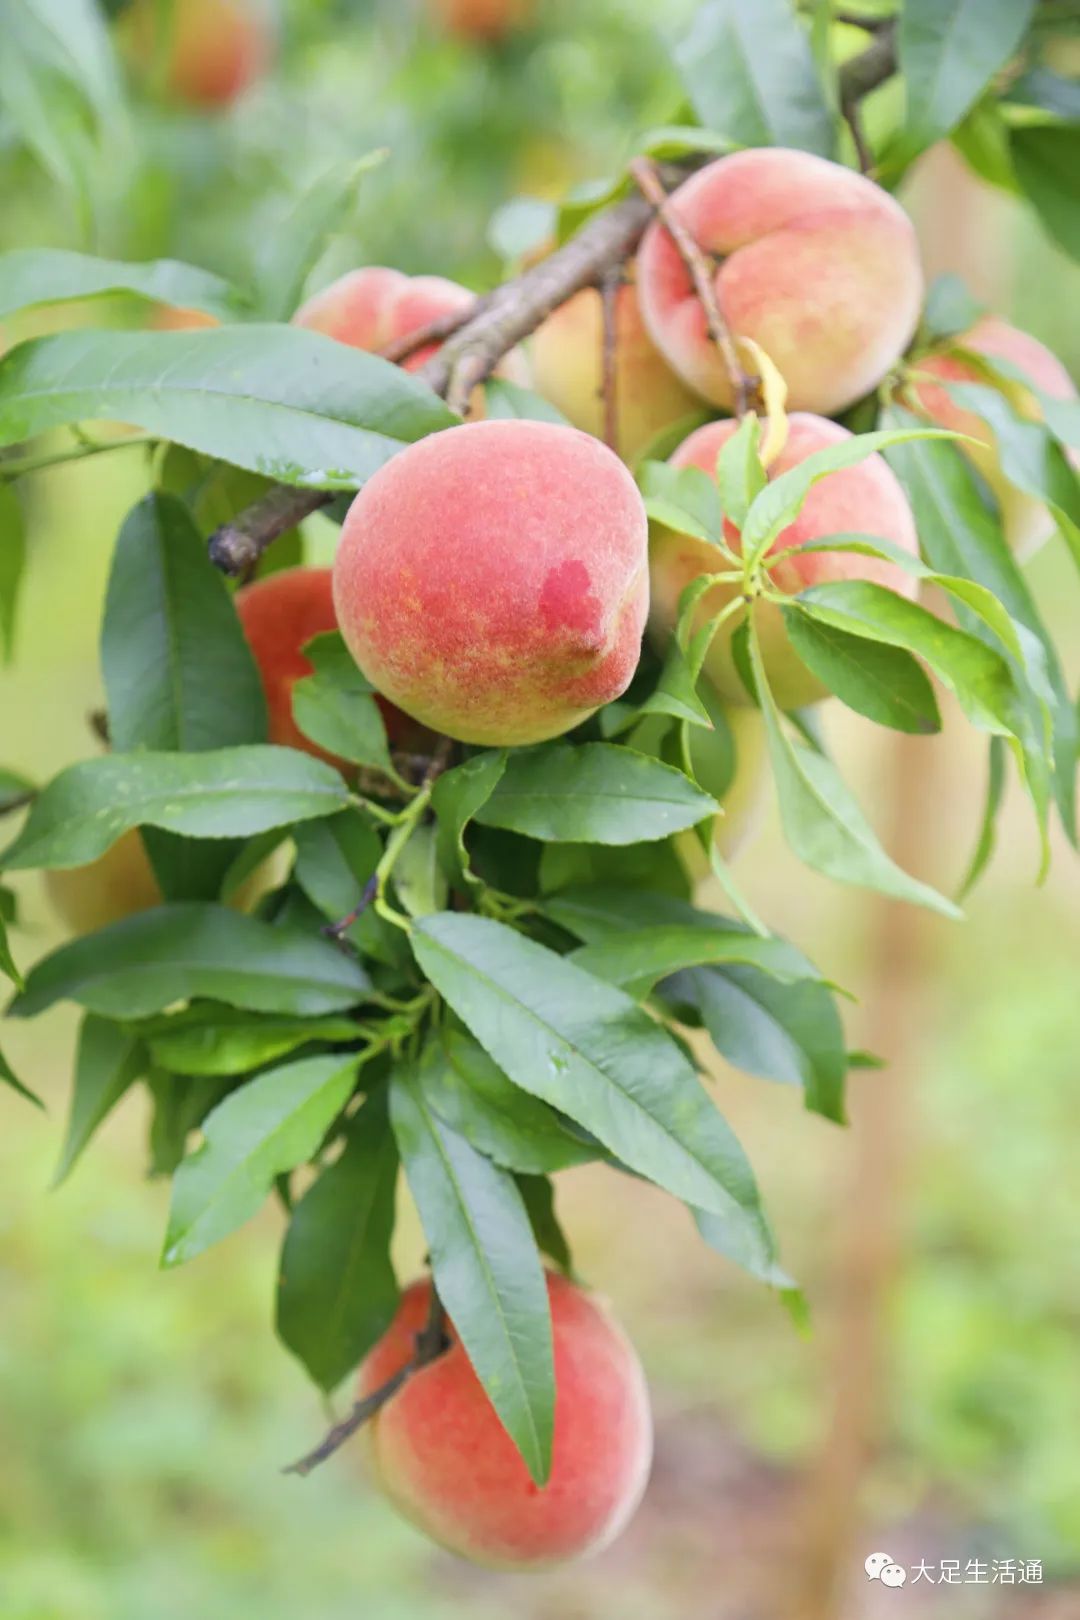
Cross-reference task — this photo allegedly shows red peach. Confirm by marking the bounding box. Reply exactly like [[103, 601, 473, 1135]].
[[637, 148, 923, 416], [649, 414, 920, 710], [234, 567, 415, 759], [358, 1272, 653, 1568], [531, 265, 705, 464], [121, 0, 274, 110], [910, 316, 1079, 558], [293, 267, 528, 415], [333, 420, 649, 745]]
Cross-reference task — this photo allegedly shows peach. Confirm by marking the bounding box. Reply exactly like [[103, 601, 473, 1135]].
[[358, 1271, 652, 1568], [44, 830, 162, 935], [293, 267, 527, 416], [649, 414, 919, 710], [333, 420, 649, 745], [120, 0, 274, 110], [909, 316, 1079, 557], [680, 697, 769, 871], [234, 567, 416, 758], [428, 0, 534, 43], [530, 265, 705, 464], [637, 148, 923, 416]]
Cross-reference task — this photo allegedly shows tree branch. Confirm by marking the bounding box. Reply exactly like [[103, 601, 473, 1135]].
[[206, 29, 898, 576]]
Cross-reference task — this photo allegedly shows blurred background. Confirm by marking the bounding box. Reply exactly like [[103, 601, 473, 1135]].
[[2, 3, 1079, 1617]]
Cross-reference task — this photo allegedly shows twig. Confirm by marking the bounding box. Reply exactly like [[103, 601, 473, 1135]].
[[599, 268, 622, 453], [629, 156, 759, 417], [88, 709, 109, 746], [205, 30, 898, 574], [285, 1284, 448, 1477], [842, 93, 874, 174], [377, 297, 488, 365], [322, 873, 378, 942]]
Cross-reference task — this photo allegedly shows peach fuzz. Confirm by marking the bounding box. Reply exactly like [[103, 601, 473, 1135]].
[[121, 0, 275, 110], [293, 267, 528, 415], [234, 567, 415, 760], [530, 266, 705, 464], [909, 316, 1079, 558], [358, 1272, 653, 1569], [649, 414, 919, 711], [333, 420, 649, 746], [637, 148, 923, 416]]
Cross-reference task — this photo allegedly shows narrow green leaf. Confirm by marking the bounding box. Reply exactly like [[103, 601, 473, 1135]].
[[432, 749, 508, 892], [0, 747, 349, 872], [257, 155, 384, 321], [164, 1053, 361, 1265], [782, 610, 942, 735], [0, 906, 21, 989], [716, 414, 764, 531], [0, 766, 34, 816], [1011, 125, 1080, 264], [1, 1044, 43, 1109], [54, 1013, 142, 1183], [411, 912, 779, 1279], [0, 247, 241, 323], [12, 0, 124, 132], [143, 1006, 359, 1077], [475, 743, 717, 845], [291, 634, 391, 772], [390, 1062, 555, 1486], [957, 737, 1007, 900], [276, 1093, 399, 1392], [0, 326, 456, 490], [9, 903, 370, 1020], [516, 1175, 573, 1273], [639, 459, 723, 546], [900, 0, 1035, 149], [0, 483, 26, 663]]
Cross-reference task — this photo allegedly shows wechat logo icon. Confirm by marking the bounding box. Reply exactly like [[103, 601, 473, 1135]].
[[866, 1553, 907, 1588]]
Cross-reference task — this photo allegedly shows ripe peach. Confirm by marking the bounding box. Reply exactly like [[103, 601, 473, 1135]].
[[121, 0, 275, 110], [333, 420, 649, 745], [358, 1271, 652, 1568], [293, 267, 527, 416], [530, 266, 705, 464], [428, 0, 534, 43], [649, 414, 920, 710], [234, 567, 415, 758], [909, 316, 1079, 557], [637, 148, 923, 416]]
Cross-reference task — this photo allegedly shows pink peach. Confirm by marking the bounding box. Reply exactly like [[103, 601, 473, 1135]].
[[121, 0, 274, 109]]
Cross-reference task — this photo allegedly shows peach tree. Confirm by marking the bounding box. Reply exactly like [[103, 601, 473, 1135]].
[[1, 0, 1079, 1571]]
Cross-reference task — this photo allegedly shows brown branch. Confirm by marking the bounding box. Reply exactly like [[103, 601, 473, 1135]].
[[599, 268, 622, 453], [206, 29, 898, 575], [285, 1285, 448, 1477], [629, 156, 758, 418], [377, 298, 488, 365]]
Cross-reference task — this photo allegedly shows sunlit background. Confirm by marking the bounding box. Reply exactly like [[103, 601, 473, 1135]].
[[2, 4, 1079, 1617]]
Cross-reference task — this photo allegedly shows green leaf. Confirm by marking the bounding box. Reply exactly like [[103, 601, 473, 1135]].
[[411, 912, 779, 1279], [276, 1092, 399, 1392], [257, 155, 384, 322], [291, 633, 391, 772], [674, 0, 835, 157], [792, 582, 1024, 738], [748, 624, 959, 917], [147, 1073, 230, 1178], [483, 379, 572, 425], [958, 737, 1007, 900], [0, 907, 21, 989], [716, 414, 764, 531], [393, 825, 446, 919], [922, 273, 985, 341], [664, 965, 847, 1123], [390, 1062, 555, 1486], [0, 482, 26, 662], [639, 459, 723, 545], [143, 1006, 359, 1077], [1006, 68, 1080, 122], [9, 903, 370, 1020], [516, 1175, 573, 1273], [0, 11, 94, 217], [0, 247, 242, 323], [1, 1044, 43, 1109], [11, 0, 123, 133], [1011, 125, 1080, 264], [474, 743, 717, 845], [432, 750, 508, 892], [0, 766, 34, 815], [0, 326, 456, 490], [900, 0, 1036, 149], [0, 746, 349, 872], [782, 610, 942, 735], [54, 1013, 142, 1184], [419, 1028, 595, 1174], [164, 1052, 361, 1266], [741, 428, 957, 568]]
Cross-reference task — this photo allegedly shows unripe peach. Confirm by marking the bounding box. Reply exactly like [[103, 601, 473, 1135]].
[[333, 420, 649, 745], [909, 316, 1079, 558], [121, 0, 275, 110], [44, 830, 162, 935], [531, 266, 705, 464], [428, 0, 534, 43], [649, 414, 919, 711], [234, 567, 416, 759], [293, 267, 527, 417], [358, 1272, 652, 1568], [678, 697, 769, 873], [637, 148, 923, 416]]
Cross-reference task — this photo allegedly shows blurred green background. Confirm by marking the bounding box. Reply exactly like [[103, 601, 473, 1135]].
[[2, 3, 1080, 1617]]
